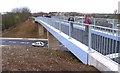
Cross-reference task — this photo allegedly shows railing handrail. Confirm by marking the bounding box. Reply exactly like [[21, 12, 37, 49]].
[[91, 25, 119, 31]]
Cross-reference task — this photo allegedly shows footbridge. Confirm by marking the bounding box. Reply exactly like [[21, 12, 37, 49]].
[[35, 16, 120, 72]]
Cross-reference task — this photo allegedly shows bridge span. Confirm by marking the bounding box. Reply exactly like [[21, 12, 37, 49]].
[[35, 16, 120, 72]]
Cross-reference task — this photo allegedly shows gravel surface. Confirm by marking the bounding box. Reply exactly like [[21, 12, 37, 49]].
[[2, 46, 101, 72]]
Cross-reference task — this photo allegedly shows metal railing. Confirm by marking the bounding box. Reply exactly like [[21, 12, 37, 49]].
[[90, 25, 120, 64], [53, 16, 119, 29], [36, 17, 120, 65]]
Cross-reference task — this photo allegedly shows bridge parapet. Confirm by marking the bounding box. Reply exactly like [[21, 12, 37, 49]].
[[35, 17, 120, 72]]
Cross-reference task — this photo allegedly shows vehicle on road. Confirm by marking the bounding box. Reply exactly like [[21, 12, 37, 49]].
[[32, 41, 44, 47], [43, 15, 51, 18]]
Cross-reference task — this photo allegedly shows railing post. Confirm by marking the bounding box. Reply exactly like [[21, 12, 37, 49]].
[[112, 19, 115, 35], [59, 19, 61, 33], [94, 18, 96, 25], [88, 25, 92, 51], [69, 21, 72, 39], [82, 18, 84, 26]]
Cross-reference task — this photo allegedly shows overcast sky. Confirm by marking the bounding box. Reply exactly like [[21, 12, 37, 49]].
[[0, 0, 119, 13]]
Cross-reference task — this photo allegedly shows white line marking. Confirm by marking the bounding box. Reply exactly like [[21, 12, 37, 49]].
[[20, 42, 26, 44], [26, 42, 29, 44], [0, 38, 48, 41], [9, 41, 13, 43], [2, 41, 5, 42], [12, 41, 16, 43]]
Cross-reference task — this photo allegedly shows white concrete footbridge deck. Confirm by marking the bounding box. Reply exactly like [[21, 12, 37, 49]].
[[35, 16, 120, 72]]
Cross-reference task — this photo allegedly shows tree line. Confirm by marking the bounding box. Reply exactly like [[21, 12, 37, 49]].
[[2, 7, 31, 30]]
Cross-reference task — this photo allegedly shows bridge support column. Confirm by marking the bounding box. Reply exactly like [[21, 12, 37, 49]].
[[38, 25, 44, 36], [47, 31, 60, 49], [38, 25, 47, 38]]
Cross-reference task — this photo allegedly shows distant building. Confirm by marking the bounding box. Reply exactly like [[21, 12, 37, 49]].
[[118, 1, 120, 14]]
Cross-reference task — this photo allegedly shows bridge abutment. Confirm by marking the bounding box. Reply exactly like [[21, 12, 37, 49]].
[[47, 31, 60, 49], [38, 24, 60, 49], [38, 24, 47, 38], [38, 24, 45, 36]]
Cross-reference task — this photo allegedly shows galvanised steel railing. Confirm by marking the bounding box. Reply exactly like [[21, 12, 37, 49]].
[[90, 25, 120, 64], [37, 17, 120, 64], [53, 16, 119, 28]]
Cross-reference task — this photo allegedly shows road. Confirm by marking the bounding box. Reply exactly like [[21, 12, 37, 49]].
[[0, 38, 48, 47]]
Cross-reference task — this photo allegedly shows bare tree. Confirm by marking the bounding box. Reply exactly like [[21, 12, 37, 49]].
[[21, 7, 31, 13], [11, 8, 21, 13], [114, 10, 118, 14], [11, 7, 31, 13]]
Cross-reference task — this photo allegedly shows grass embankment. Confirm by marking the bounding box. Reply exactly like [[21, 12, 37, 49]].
[[2, 18, 47, 38]]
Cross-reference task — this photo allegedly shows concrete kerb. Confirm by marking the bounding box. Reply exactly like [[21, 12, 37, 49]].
[[88, 49, 120, 73]]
